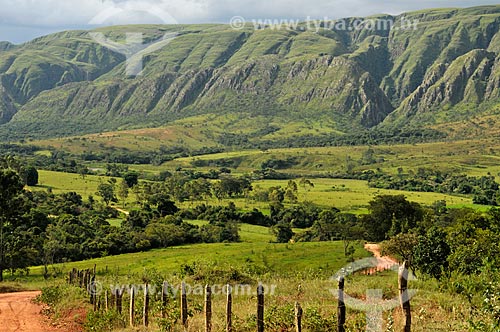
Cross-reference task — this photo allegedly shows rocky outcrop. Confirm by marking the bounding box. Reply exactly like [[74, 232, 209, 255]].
[[4, 7, 500, 138]]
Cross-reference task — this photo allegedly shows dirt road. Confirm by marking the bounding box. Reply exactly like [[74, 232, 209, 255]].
[[0, 291, 56, 332], [364, 243, 399, 269]]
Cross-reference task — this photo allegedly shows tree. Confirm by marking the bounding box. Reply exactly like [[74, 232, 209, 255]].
[[381, 233, 418, 270], [336, 213, 364, 259], [361, 146, 376, 165], [272, 223, 295, 243], [215, 176, 252, 198], [117, 180, 129, 208], [268, 187, 285, 204], [96, 183, 116, 206], [299, 178, 314, 191], [310, 208, 341, 241], [413, 227, 450, 279], [211, 181, 225, 202], [123, 171, 139, 188], [287, 180, 298, 192], [148, 193, 178, 217], [285, 189, 298, 203], [363, 195, 423, 241], [220, 222, 240, 242], [0, 169, 26, 281], [145, 223, 185, 248], [22, 166, 38, 186]]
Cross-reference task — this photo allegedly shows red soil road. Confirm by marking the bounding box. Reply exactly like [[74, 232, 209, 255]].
[[0, 291, 57, 332], [364, 243, 399, 269]]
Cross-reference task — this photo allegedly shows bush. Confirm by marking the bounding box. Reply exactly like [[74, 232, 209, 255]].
[[265, 303, 295, 330], [84, 310, 125, 332], [303, 306, 336, 331]]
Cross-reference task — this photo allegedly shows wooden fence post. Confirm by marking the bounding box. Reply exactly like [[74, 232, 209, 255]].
[[85, 270, 90, 290], [181, 282, 188, 330], [295, 302, 302, 332], [205, 285, 212, 332], [337, 276, 346, 332], [399, 261, 411, 332], [89, 275, 95, 305], [129, 286, 135, 327], [116, 288, 123, 314], [143, 284, 149, 327], [226, 284, 232, 332], [92, 276, 97, 312], [257, 284, 264, 332], [105, 290, 109, 311], [79, 270, 84, 288], [162, 281, 169, 318]]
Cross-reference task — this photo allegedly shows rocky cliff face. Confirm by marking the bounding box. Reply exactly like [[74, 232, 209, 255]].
[[3, 7, 500, 138]]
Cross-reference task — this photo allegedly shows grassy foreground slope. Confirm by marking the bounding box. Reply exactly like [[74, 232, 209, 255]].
[[24, 231, 472, 331]]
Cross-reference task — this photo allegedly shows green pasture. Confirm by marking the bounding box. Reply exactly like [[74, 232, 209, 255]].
[[33, 169, 477, 214], [33, 170, 112, 196], [187, 220, 275, 243], [26, 241, 369, 282]]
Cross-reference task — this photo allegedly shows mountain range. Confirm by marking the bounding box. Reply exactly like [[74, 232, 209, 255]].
[[2, 6, 500, 143]]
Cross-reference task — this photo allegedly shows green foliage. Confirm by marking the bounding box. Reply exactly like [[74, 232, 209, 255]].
[[362, 195, 423, 241], [84, 310, 125, 332], [179, 260, 253, 284], [95, 182, 116, 206], [444, 264, 500, 331], [368, 168, 500, 206], [36, 283, 88, 320], [265, 303, 295, 330], [302, 307, 336, 331], [21, 166, 39, 186], [447, 221, 500, 275], [381, 233, 418, 267], [413, 227, 451, 279], [0, 168, 31, 280], [36, 285, 65, 307], [271, 223, 294, 243], [122, 171, 139, 188]]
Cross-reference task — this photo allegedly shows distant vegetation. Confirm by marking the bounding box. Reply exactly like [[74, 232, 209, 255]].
[[1, 155, 499, 330]]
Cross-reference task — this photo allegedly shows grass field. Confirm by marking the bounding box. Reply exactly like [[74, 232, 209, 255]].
[[33, 170, 475, 215], [187, 220, 275, 243], [161, 137, 500, 177], [29, 241, 368, 280], [24, 130, 500, 215], [19, 236, 472, 331], [34, 170, 112, 196]]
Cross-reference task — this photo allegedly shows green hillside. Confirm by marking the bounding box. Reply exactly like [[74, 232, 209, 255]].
[[2, 6, 500, 143]]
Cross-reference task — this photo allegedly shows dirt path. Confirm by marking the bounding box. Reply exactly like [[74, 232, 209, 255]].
[[113, 207, 129, 215], [364, 243, 399, 269], [0, 291, 56, 332]]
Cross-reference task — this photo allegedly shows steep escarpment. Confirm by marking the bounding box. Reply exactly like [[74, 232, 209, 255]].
[[3, 6, 500, 139]]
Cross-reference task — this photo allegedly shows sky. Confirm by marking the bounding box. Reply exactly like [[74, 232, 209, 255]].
[[1, 0, 500, 43]]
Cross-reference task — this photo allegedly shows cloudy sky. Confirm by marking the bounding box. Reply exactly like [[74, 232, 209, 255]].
[[1, 0, 500, 43]]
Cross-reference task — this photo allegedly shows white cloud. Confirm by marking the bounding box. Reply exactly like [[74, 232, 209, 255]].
[[0, 0, 499, 42]]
